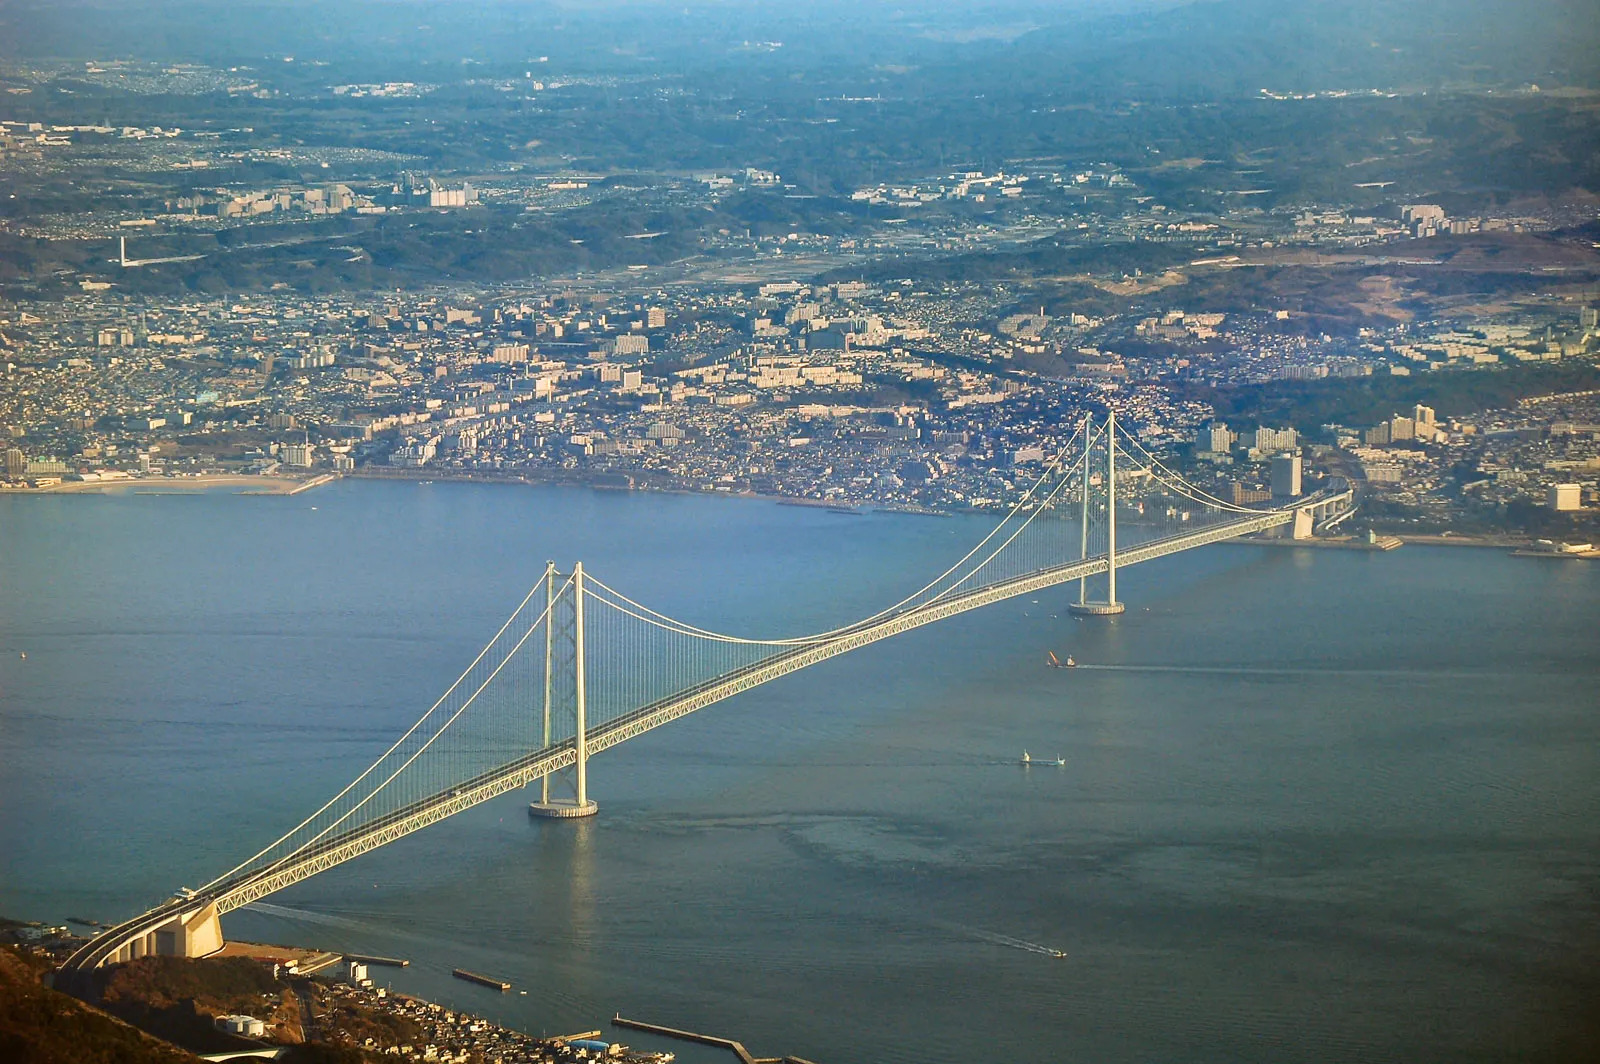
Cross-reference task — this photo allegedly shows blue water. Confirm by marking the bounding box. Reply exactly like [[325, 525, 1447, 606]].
[[2, 480, 1598, 1063]]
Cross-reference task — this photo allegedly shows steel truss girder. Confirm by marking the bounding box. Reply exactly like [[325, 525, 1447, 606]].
[[80, 506, 1308, 962], [584, 509, 1292, 753]]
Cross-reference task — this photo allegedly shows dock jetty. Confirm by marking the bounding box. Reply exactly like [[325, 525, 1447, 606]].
[[344, 953, 409, 968], [452, 968, 511, 991], [298, 952, 344, 975], [612, 1015, 818, 1064]]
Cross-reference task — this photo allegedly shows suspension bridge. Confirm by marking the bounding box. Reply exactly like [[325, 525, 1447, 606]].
[[63, 414, 1350, 973]]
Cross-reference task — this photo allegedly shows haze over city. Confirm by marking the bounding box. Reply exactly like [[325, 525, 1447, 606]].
[[1, 2, 1598, 1063]]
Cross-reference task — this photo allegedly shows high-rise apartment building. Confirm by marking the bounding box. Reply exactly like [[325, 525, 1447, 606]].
[[1252, 426, 1297, 454], [1197, 422, 1233, 453], [489, 343, 530, 364], [1271, 454, 1303, 498], [1549, 484, 1582, 512]]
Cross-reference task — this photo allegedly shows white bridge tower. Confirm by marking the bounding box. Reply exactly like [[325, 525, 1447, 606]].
[[1069, 411, 1126, 617], [528, 562, 599, 818]]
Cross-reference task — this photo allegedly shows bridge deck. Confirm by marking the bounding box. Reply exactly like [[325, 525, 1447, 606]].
[[65, 502, 1315, 971]]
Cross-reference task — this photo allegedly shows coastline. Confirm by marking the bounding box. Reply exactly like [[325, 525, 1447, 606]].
[[1235, 535, 1399, 551], [2, 474, 328, 496], [10, 923, 673, 1064], [347, 467, 1577, 546], [1236, 533, 1521, 550], [349, 464, 1005, 518], [8, 465, 1574, 553], [1397, 533, 1530, 549]]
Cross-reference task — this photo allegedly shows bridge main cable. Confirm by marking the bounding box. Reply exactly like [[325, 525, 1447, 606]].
[[195, 573, 574, 898], [179, 504, 1292, 918], [69, 413, 1338, 970], [578, 420, 1104, 646]]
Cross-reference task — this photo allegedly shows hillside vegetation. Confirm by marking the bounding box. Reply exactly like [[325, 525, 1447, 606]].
[[0, 946, 198, 1064]]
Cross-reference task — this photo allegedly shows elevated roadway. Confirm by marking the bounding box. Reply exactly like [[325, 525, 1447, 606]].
[[65, 495, 1344, 972]]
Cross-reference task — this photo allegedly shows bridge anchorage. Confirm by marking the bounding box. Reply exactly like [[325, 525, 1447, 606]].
[[64, 413, 1351, 972]]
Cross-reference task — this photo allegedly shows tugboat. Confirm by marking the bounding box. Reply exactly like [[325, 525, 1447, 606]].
[[1047, 651, 1077, 669]]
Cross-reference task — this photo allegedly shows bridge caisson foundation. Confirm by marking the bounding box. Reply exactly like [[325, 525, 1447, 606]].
[[528, 799, 598, 819], [1068, 601, 1125, 616]]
